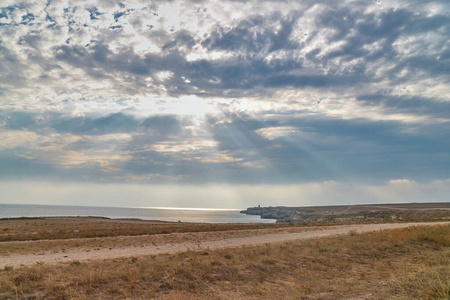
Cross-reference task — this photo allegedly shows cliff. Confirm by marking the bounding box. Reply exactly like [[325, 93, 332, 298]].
[[240, 206, 300, 220], [241, 203, 450, 223]]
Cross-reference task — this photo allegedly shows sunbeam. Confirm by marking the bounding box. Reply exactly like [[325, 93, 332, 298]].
[[0, 0, 448, 208]]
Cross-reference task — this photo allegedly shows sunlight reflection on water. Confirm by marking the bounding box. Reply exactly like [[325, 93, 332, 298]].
[[0, 204, 276, 223]]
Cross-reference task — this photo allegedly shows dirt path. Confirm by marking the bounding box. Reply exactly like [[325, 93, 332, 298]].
[[1, 222, 448, 268]]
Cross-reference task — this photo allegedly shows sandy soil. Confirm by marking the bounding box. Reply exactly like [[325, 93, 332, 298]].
[[1, 221, 448, 268]]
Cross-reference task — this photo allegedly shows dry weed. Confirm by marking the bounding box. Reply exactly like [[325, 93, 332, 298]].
[[0, 224, 448, 299]]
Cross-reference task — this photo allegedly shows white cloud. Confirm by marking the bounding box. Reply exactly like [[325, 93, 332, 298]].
[[255, 126, 299, 140], [0, 0, 449, 203], [389, 179, 416, 185]]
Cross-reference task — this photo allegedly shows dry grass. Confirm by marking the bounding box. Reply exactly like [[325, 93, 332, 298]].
[[1, 224, 448, 299], [0, 224, 322, 257], [2, 215, 445, 243], [0, 217, 293, 243]]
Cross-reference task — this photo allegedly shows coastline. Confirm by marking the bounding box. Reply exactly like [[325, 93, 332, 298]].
[[241, 202, 450, 222], [0, 203, 275, 224]]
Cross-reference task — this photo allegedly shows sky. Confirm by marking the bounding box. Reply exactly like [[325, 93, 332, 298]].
[[0, 0, 449, 209]]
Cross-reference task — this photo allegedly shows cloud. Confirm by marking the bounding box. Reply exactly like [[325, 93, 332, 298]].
[[53, 112, 140, 135], [1, 111, 140, 135], [389, 179, 415, 185], [201, 12, 300, 53], [140, 114, 182, 136], [0, 0, 449, 195], [1, 98, 449, 184], [358, 94, 450, 119], [205, 108, 450, 183], [2, 0, 448, 102]]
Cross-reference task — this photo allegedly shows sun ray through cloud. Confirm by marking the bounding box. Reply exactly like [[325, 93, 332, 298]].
[[0, 0, 449, 207]]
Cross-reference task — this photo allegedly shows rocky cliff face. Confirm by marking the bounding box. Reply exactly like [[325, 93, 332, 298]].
[[241, 203, 450, 223], [240, 206, 300, 220]]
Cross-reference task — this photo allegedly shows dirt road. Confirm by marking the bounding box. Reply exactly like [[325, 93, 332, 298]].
[[1, 222, 448, 268]]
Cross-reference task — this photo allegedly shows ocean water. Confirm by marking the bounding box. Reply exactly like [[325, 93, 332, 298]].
[[0, 204, 276, 223]]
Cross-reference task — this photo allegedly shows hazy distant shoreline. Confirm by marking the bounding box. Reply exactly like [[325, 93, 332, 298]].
[[241, 202, 450, 222]]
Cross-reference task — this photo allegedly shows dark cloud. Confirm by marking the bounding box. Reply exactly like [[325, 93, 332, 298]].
[[1, 111, 118, 134], [316, 8, 450, 80], [358, 94, 450, 118], [1, 111, 189, 148], [0, 0, 449, 186], [0, 45, 28, 87], [0, 151, 126, 182], [2, 111, 148, 136], [162, 30, 196, 51], [53, 112, 140, 135], [202, 12, 299, 53], [54, 43, 185, 79], [52, 41, 310, 95], [122, 115, 190, 155], [0, 154, 55, 180], [140, 115, 182, 136], [1, 106, 449, 184], [17, 31, 42, 49], [45, 6, 447, 97], [203, 110, 450, 183], [1, 111, 38, 130], [264, 74, 366, 88]]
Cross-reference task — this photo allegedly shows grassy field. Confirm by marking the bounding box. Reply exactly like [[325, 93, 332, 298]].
[[1, 223, 448, 299], [2, 212, 447, 243], [0, 217, 291, 242]]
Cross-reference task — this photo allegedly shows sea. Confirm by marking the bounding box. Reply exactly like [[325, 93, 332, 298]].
[[0, 204, 276, 223]]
